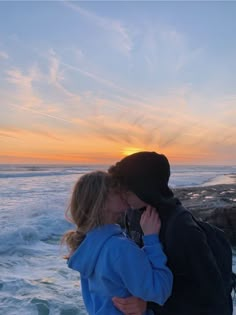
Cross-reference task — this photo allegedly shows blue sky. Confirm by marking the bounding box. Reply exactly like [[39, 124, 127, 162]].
[[0, 1, 236, 164]]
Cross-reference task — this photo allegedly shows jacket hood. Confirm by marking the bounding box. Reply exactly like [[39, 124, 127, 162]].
[[67, 224, 123, 278]]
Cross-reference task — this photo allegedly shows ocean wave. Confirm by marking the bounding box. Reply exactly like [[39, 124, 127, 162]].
[[0, 170, 84, 179], [0, 278, 36, 293], [0, 276, 87, 315], [0, 218, 72, 254], [0, 165, 105, 179], [0, 227, 40, 254], [0, 296, 86, 315]]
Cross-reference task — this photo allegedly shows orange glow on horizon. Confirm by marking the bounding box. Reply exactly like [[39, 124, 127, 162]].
[[122, 147, 145, 156], [1, 144, 235, 166], [0, 151, 123, 165]]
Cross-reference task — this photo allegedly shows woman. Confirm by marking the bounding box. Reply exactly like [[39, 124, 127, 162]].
[[62, 171, 173, 315]]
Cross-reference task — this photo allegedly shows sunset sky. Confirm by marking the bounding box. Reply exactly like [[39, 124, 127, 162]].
[[0, 1, 236, 165]]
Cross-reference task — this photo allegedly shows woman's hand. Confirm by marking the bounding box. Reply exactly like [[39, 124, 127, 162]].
[[140, 205, 161, 235]]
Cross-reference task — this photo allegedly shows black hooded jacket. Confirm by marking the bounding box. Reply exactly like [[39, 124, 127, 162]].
[[126, 203, 232, 315]]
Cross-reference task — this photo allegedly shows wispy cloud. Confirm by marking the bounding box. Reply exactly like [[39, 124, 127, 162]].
[[6, 67, 43, 110], [7, 68, 35, 89], [64, 1, 132, 55], [4, 54, 80, 122], [47, 49, 83, 103], [9, 104, 73, 124], [61, 60, 130, 95], [0, 132, 18, 139], [136, 22, 204, 73], [60, 58, 186, 111], [0, 127, 63, 141], [48, 49, 73, 97], [5, 59, 236, 155], [70, 88, 236, 156], [0, 50, 9, 59], [48, 49, 64, 85]]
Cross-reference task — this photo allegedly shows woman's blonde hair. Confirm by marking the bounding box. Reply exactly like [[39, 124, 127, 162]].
[[62, 171, 117, 256]]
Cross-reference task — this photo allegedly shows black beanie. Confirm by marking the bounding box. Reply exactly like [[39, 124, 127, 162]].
[[109, 151, 174, 208]]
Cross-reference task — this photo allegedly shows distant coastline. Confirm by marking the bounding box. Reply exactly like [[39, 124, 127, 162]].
[[197, 174, 236, 187]]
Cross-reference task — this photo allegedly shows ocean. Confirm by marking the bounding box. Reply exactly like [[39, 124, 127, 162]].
[[0, 164, 235, 314]]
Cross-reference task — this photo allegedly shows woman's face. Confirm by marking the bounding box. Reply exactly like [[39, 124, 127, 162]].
[[104, 191, 129, 224], [123, 191, 147, 209]]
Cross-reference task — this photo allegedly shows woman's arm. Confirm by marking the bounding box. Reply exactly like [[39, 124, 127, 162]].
[[114, 231, 173, 306]]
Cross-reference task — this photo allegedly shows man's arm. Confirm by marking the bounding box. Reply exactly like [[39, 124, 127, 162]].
[[112, 296, 147, 315]]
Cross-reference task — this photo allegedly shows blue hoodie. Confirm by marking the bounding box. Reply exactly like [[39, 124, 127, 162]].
[[68, 224, 173, 315]]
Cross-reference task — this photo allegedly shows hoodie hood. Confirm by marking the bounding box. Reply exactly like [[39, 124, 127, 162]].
[[68, 224, 123, 278]]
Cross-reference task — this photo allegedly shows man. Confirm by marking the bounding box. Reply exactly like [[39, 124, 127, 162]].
[[108, 151, 233, 315]]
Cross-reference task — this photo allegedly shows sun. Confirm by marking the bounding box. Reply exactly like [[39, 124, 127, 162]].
[[122, 147, 144, 156]]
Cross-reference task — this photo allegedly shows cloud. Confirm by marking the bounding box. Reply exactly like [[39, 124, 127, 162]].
[[5, 59, 235, 157], [64, 1, 132, 55], [9, 104, 73, 125], [0, 51, 9, 59], [61, 60, 129, 95], [4, 54, 81, 122], [69, 98, 187, 149], [47, 49, 82, 101], [7, 68, 34, 89], [0, 132, 18, 139], [60, 58, 187, 111], [135, 22, 204, 74], [48, 49, 64, 85], [68, 87, 236, 161], [6, 67, 43, 109], [0, 127, 63, 142], [5, 50, 81, 108]]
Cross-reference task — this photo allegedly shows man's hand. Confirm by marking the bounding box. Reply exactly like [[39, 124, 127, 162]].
[[112, 296, 147, 315]]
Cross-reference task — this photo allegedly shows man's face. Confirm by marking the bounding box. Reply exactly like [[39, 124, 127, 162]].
[[123, 191, 147, 209]]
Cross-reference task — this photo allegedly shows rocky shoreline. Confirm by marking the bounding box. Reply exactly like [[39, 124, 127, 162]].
[[173, 182, 236, 246]]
